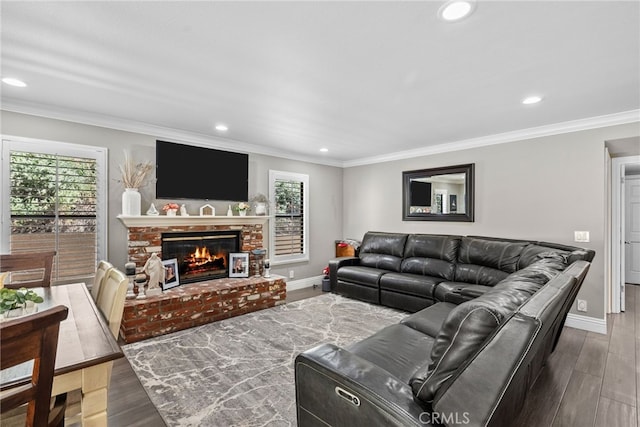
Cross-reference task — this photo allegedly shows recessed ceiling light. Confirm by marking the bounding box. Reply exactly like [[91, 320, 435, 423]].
[[215, 124, 228, 132], [522, 95, 543, 105], [2, 77, 27, 87], [320, 148, 329, 153], [438, 0, 476, 22]]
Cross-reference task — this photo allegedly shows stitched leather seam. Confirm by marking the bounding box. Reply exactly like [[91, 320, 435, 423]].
[[416, 306, 500, 398]]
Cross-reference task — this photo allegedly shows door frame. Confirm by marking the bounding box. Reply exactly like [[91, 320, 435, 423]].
[[611, 155, 640, 313]]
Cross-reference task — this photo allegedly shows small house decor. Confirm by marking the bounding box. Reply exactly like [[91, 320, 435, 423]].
[[200, 204, 215, 216]]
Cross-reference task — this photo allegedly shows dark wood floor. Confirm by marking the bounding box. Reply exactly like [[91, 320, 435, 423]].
[[102, 285, 639, 426]]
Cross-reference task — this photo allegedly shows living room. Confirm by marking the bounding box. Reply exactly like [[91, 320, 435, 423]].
[[1, 1, 639, 426]]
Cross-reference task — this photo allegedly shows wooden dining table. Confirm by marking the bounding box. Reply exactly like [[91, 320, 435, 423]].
[[1, 282, 123, 426]]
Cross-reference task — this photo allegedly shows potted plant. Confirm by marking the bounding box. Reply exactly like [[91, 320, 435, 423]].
[[162, 203, 180, 216], [250, 193, 270, 216], [0, 287, 45, 317], [234, 202, 250, 216], [118, 151, 153, 216]]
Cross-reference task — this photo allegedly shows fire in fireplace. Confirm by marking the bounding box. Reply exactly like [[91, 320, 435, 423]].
[[161, 230, 241, 284]]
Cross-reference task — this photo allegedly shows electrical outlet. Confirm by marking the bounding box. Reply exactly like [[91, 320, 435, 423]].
[[577, 299, 587, 312], [289, 270, 295, 279], [574, 231, 590, 243]]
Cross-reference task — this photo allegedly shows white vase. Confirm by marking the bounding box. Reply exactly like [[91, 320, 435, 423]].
[[166, 209, 177, 216], [122, 188, 141, 216], [239, 210, 247, 216]]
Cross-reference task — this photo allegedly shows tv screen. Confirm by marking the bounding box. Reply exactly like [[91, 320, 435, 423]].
[[156, 140, 248, 201], [410, 181, 431, 206]]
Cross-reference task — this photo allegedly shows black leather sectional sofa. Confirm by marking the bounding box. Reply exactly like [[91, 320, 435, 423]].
[[295, 232, 594, 426]]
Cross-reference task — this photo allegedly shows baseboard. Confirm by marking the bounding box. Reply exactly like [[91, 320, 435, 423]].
[[565, 313, 607, 335], [286, 275, 324, 291]]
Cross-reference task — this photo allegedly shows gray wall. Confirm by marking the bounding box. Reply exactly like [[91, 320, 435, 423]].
[[1, 110, 343, 282], [343, 123, 640, 320]]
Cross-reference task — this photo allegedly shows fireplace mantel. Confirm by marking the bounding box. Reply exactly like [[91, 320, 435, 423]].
[[117, 215, 270, 228]]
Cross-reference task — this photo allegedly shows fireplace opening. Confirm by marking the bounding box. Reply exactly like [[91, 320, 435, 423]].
[[161, 230, 241, 284]]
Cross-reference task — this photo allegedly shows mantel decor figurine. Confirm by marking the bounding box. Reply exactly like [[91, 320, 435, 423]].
[[143, 253, 164, 297]]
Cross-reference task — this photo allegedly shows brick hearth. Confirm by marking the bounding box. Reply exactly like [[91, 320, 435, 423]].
[[121, 275, 286, 343], [117, 215, 279, 342]]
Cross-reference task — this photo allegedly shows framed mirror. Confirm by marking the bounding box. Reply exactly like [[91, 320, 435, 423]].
[[402, 163, 474, 222]]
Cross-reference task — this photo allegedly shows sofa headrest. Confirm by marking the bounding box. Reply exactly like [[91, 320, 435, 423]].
[[458, 237, 526, 274], [360, 232, 408, 257], [403, 234, 461, 262], [359, 232, 408, 272]]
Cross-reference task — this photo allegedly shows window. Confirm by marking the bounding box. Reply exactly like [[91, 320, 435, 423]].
[[1, 137, 107, 283], [269, 170, 309, 264]]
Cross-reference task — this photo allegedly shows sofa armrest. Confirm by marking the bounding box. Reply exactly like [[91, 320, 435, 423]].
[[295, 343, 427, 426], [329, 257, 360, 291]]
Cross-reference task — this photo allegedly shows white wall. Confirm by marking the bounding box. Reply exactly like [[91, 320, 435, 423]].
[[1, 110, 343, 282], [343, 122, 640, 320]]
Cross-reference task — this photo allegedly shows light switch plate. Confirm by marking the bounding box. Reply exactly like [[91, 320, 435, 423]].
[[574, 231, 590, 243]]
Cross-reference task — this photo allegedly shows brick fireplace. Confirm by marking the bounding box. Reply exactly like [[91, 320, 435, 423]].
[[119, 216, 268, 275], [117, 215, 285, 342]]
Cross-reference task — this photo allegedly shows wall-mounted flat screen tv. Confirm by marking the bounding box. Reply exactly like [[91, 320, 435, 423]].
[[156, 140, 248, 201]]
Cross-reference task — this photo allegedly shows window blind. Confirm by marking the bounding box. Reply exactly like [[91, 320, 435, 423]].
[[274, 179, 304, 256], [9, 151, 98, 282]]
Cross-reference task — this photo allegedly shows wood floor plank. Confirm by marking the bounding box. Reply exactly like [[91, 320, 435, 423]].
[[595, 397, 637, 427], [601, 351, 637, 407], [552, 370, 601, 427], [575, 337, 609, 377], [608, 322, 636, 356]]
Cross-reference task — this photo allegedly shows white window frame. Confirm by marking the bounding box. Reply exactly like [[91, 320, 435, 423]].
[[1, 135, 108, 266], [269, 170, 309, 265]]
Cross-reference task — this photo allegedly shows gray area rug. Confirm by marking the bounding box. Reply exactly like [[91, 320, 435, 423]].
[[123, 293, 407, 426]]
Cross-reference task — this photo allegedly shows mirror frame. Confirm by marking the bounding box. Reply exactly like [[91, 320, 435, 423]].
[[402, 163, 475, 222]]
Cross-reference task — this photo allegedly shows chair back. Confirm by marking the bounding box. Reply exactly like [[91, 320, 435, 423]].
[[96, 268, 128, 338], [91, 260, 113, 302], [0, 251, 56, 288], [0, 305, 69, 426]]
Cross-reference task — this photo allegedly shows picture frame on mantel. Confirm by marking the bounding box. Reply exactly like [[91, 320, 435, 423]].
[[162, 258, 180, 290], [229, 252, 249, 278]]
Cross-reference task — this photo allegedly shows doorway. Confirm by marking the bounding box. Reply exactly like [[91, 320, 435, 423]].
[[610, 152, 640, 313]]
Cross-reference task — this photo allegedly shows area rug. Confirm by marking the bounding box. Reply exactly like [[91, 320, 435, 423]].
[[123, 293, 407, 427]]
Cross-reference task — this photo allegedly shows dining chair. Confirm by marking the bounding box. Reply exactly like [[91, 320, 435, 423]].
[[96, 267, 129, 339], [0, 304, 69, 427], [0, 251, 56, 288], [91, 260, 113, 302]]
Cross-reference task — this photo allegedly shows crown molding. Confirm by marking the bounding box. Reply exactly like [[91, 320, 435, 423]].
[[343, 109, 640, 168], [1, 99, 345, 168], [3, 99, 638, 169]]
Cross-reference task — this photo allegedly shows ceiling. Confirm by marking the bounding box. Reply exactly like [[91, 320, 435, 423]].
[[1, 1, 639, 166]]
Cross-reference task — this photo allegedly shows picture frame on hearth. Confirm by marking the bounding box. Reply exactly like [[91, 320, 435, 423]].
[[229, 252, 249, 278], [162, 258, 181, 290]]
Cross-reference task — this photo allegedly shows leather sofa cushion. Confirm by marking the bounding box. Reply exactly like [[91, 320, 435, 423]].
[[453, 264, 509, 286], [401, 257, 455, 280], [337, 266, 388, 287], [358, 232, 408, 272], [401, 302, 456, 337], [347, 324, 434, 383], [410, 298, 507, 404], [433, 282, 493, 302], [411, 278, 540, 404], [498, 252, 567, 288], [518, 245, 569, 268], [457, 237, 526, 273], [379, 273, 441, 298], [403, 234, 461, 263]]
